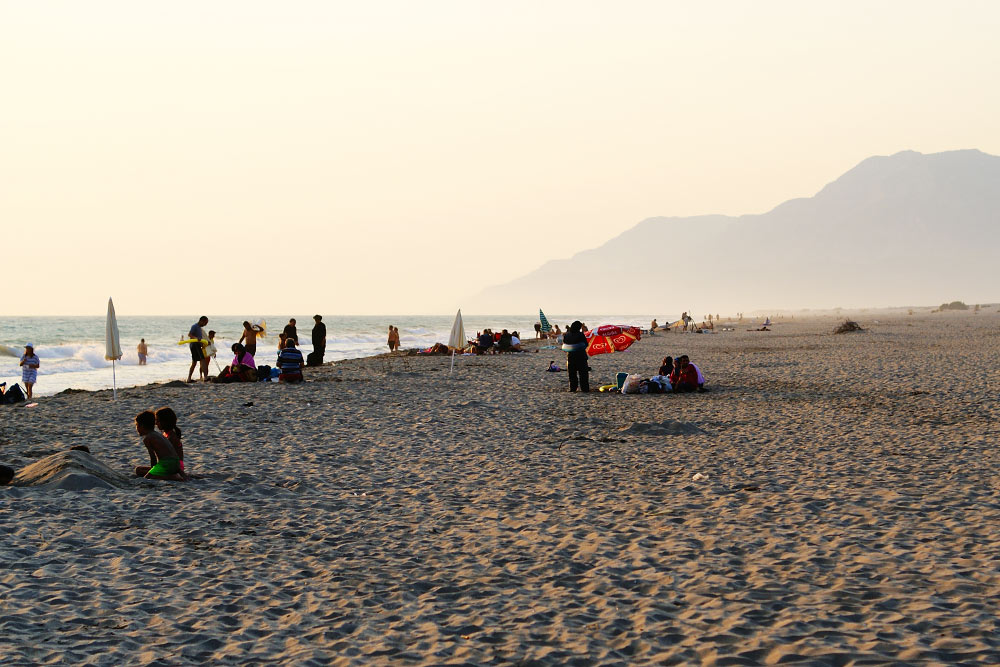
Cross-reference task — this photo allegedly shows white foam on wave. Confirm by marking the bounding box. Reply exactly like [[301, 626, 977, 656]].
[[0, 341, 191, 378]]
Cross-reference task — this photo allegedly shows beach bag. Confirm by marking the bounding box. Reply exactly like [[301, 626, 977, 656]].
[[306, 350, 324, 367], [256, 365, 271, 381], [2, 383, 26, 404], [621, 374, 643, 394]]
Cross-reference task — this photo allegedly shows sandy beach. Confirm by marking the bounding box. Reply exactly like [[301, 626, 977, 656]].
[[1, 312, 998, 665]]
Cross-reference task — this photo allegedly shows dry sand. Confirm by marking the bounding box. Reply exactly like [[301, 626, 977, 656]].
[[1, 312, 998, 665]]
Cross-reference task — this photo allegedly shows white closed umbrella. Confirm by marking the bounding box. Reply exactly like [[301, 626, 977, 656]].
[[448, 309, 465, 374], [105, 297, 123, 399]]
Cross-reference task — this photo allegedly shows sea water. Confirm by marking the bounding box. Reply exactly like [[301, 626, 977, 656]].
[[0, 314, 640, 397]]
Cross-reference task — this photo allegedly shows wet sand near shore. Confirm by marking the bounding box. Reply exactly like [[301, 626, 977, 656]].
[[1, 313, 998, 664]]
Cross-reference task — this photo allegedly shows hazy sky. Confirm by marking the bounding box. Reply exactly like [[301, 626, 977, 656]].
[[2, 1, 998, 315]]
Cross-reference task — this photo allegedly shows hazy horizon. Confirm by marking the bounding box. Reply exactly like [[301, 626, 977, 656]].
[[3, 1, 999, 316]]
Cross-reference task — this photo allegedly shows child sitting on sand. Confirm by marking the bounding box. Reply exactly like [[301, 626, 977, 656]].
[[547, 361, 563, 372], [133, 411, 185, 481], [155, 407, 187, 478]]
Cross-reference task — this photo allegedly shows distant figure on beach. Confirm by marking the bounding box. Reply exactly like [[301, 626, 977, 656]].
[[511, 331, 523, 352], [282, 319, 298, 346], [200, 330, 217, 381], [561, 321, 589, 392], [186, 316, 209, 383], [276, 339, 305, 383], [239, 321, 258, 357], [650, 319, 658, 334], [387, 325, 400, 352], [277, 332, 288, 350], [133, 411, 185, 481], [534, 322, 542, 339], [20, 343, 40, 399], [137, 339, 148, 365], [547, 360, 563, 372], [154, 407, 187, 478], [311, 315, 327, 365]]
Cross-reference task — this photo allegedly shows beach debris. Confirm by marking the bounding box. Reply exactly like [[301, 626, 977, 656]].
[[833, 320, 864, 334], [692, 473, 708, 481]]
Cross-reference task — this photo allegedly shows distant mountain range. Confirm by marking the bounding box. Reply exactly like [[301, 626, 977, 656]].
[[475, 150, 1000, 314]]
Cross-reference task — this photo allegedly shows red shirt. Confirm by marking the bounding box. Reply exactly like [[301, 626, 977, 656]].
[[670, 365, 699, 389]]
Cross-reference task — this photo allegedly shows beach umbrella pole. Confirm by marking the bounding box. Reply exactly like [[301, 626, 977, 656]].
[[450, 350, 455, 375], [112, 360, 117, 400]]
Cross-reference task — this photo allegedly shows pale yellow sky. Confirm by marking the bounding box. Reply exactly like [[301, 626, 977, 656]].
[[2, 1, 998, 315]]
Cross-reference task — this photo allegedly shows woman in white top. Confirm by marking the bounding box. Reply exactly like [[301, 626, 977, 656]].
[[20, 343, 40, 399]]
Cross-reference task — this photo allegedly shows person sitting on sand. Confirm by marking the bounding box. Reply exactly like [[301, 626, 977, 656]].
[[510, 332, 523, 352], [277, 332, 288, 350], [547, 360, 563, 372], [215, 344, 254, 383], [475, 331, 494, 354], [669, 355, 699, 392], [497, 329, 513, 353], [155, 407, 187, 478], [650, 319, 658, 334], [276, 339, 305, 383], [133, 411, 185, 481], [658, 356, 673, 377]]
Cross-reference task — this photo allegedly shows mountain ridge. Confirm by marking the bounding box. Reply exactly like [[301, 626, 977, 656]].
[[475, 150, 999, 314]]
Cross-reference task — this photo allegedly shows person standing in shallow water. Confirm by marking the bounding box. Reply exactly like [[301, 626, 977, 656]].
[[239, 321, 258, 357], [20, 344, 40, 399], [561, 321, 589, 392], [282, 319, 298, 346]]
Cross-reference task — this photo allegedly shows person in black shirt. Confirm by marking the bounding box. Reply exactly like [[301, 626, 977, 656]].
[[561, 320, 590, 392], [498, 329, 513, 353], [308, 315, 327, 367], [475, 331, 494, 354], [282, 318, 298, 345], [658, 356, 673, 377]]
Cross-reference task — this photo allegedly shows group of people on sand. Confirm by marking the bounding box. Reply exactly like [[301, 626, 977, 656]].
[[471, 329, 525, 354], [533, 322, 590, 343], [657, 355, 706, 392], [184, 315, 323, 385], [551, 319, 706, 395], [648, 312, 723, 334], [387, 326, 401, 352]]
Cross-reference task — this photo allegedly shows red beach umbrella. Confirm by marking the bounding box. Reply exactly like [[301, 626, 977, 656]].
[[585, 325, 642, 356]]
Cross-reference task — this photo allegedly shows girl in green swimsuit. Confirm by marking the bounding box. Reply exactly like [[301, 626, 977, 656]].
[[133, 411, 184, 481]]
